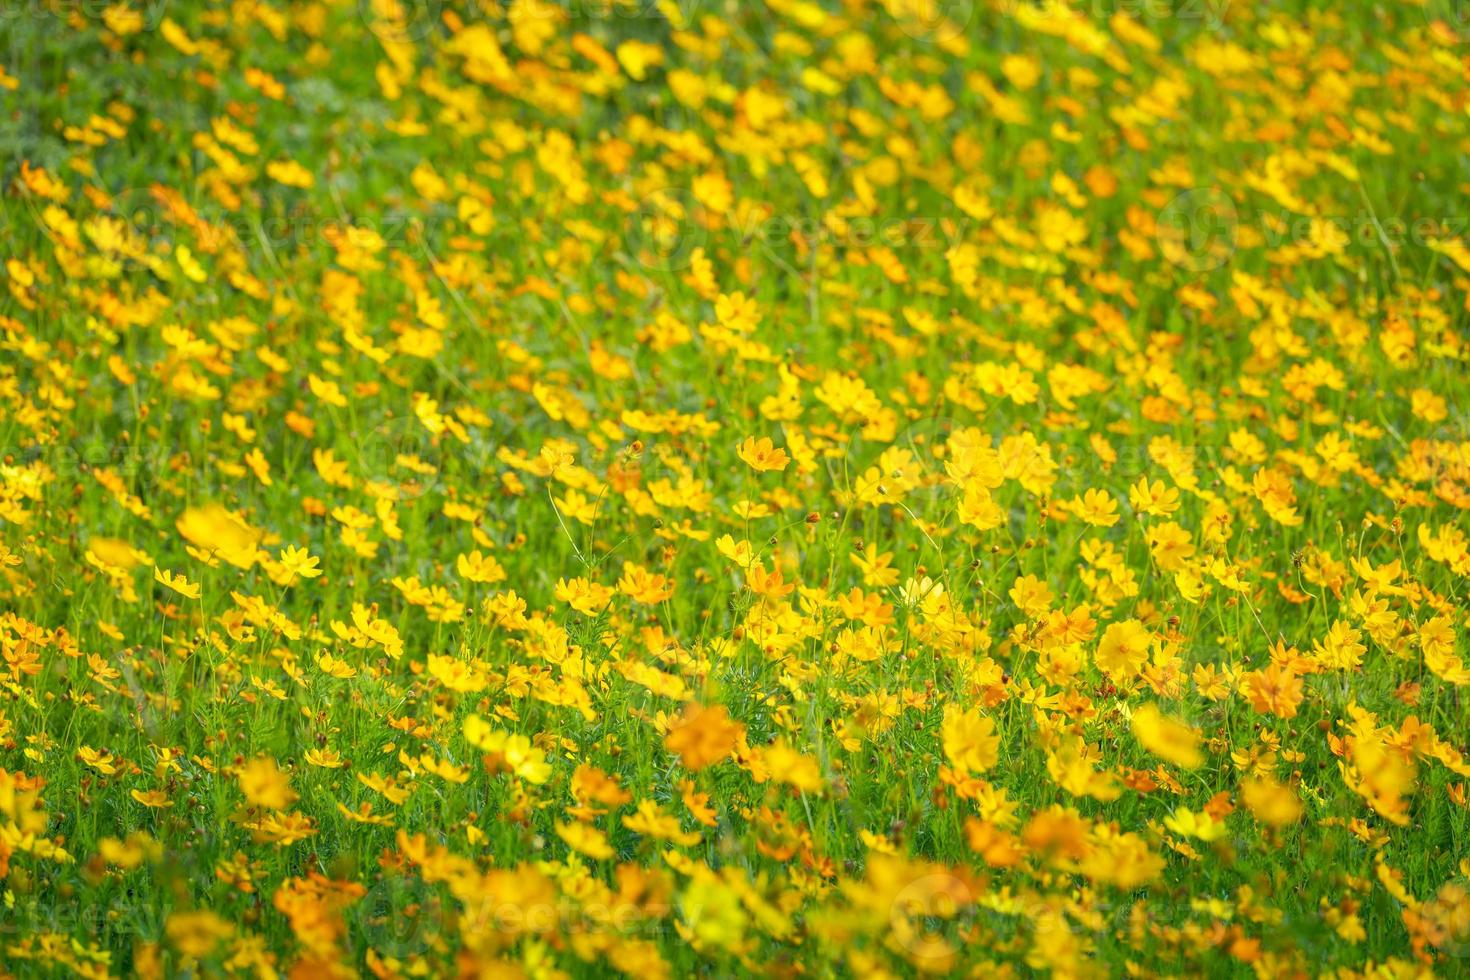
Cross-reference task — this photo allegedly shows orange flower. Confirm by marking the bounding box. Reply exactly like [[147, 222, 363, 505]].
[[1244, 663, 1304, 719], [664, 703, 745, 771]]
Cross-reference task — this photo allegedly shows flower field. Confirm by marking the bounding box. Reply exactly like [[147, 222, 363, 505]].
[[2, 0, 1470, 975]]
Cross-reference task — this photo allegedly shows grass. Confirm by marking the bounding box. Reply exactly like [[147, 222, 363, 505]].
[[1, 0, 1470, 976]]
